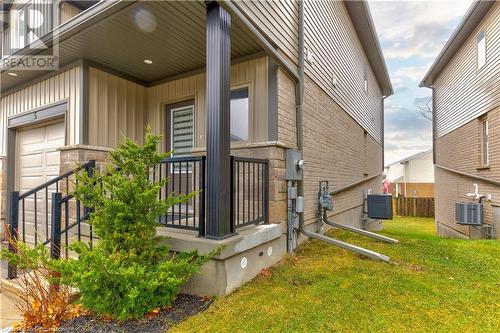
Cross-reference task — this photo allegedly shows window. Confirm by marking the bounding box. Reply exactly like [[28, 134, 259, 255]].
[[17, 5, 27, 49], [363, 64, 368, 94], [481, 119, 489, 166], [230, 88, 249, 142], [477, 31, 486, 69], [170, 105, 194, 157]]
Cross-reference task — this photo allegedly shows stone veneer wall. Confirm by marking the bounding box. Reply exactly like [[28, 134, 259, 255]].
[[59, 145, 112, 174]]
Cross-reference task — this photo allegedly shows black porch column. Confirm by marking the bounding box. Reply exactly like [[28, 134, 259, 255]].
[[205, 1, 233, 239]]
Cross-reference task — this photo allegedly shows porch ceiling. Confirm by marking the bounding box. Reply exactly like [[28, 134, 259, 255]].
[[1, 0, 263, 92]]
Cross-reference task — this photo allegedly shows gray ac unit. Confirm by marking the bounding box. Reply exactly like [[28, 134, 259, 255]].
[[367, 194, 393, 220], [455, 203, 483, 225]]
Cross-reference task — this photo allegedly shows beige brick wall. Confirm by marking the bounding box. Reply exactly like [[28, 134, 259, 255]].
[[303, 76, 383, 225], [435, 106, 500, 238], [277, 69, 298, 148], [279, 74, 383, 226]]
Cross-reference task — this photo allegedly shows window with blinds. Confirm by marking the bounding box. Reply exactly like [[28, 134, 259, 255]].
[[171, 105, 194, 157]]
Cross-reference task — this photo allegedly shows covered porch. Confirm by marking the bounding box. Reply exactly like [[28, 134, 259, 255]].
[[3, 0, 291, 295]]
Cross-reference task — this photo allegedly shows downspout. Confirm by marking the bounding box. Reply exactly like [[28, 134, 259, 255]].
[[431, 86, 436, 164], [296, 0, 305, 232]]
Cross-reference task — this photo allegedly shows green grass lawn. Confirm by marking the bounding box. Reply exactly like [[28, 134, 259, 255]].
[[172, 217, 500, 333]]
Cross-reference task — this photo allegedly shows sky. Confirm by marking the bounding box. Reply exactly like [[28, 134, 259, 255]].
[[368, 0, 474, 165]]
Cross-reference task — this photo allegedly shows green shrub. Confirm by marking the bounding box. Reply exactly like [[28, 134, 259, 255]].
[[52, 129, 212, 320]]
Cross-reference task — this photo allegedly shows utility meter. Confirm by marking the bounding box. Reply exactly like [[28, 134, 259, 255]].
[[286, 149, 304, 180], [319, 181, 333, 211]]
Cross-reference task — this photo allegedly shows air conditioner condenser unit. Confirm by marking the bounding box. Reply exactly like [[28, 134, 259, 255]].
[[456, 202, 483, 225]]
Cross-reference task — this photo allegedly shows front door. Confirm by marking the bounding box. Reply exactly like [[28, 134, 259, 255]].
[[167, 101, 195, 158], [163, 101, 196, 227]]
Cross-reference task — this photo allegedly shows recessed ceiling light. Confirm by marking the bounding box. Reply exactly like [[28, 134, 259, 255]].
[[144, 59, 153, 65], [7, 72, 18, 77]]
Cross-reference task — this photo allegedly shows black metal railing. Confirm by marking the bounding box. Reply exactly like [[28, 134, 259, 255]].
[[231, 157, 269, 228], [7, 155, 270, 278], [152, 155, 269, 234], [8, 160, 96, 278], [152, 156, 206, 236]]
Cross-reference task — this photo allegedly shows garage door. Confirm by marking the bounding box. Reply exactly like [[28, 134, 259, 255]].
[[17, 121, 65, 192], [16, 121, 65, 244]]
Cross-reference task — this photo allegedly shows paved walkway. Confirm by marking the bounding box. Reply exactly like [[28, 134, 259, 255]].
[[0, 291, 22, 330]]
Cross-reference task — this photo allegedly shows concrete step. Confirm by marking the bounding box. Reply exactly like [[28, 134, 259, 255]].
[[1, 273, 79, 303]]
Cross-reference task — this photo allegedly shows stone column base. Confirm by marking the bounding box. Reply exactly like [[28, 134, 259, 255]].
[[59, 144, 112, 174]]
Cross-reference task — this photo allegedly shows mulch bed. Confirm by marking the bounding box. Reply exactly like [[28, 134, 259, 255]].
[[57, 294, 211, 333]]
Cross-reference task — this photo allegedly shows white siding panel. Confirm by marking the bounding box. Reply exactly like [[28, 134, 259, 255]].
[[303, 0, 383, 143], [0, 66, 81, 155], [435, 3, 500, 138]]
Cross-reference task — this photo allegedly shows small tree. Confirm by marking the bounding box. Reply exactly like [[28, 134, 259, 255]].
[[53, 129, 212, 320], [416, 96, 433, 122]]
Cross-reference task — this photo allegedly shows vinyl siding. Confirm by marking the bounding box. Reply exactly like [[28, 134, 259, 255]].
[[234, 0, 299, 64], [303, 0, 383, 143], [0, 66, 81, 155], [434, 2, 500, 138], [88, 67, 146, 147], [147, 57, 269, 152]]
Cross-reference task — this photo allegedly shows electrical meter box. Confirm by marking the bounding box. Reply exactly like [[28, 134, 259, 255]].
[[367, 194, 393, 220], [286, 149, 303, 180]]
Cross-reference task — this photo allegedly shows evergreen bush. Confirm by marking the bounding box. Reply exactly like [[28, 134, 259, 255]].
[[53, 130, 212, 320]]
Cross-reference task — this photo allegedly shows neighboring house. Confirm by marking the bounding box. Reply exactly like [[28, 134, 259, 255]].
[[384, 150, 434, 198], [0, 0, 391, 293], [420, 1, 499, 239]]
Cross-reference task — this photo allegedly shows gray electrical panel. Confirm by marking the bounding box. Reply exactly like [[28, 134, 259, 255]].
[[456, 203, 483, 225], [367, 194, 393, 220], [286, 149, 303, 180]]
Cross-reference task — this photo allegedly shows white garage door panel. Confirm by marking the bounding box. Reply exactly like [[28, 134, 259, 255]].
[[19, 153, 43, 169], [17, 122, 65, 244], [46, 151, 61, 168], [17, 122, 65, 189]]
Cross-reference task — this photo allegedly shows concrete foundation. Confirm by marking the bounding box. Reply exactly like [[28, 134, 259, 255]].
[[436, 221, 470, 239], [158, 223, 286, 296], [436, 220, 495, 240]]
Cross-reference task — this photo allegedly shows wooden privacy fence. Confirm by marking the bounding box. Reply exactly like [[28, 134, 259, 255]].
[[393, 197, 435, 218]]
